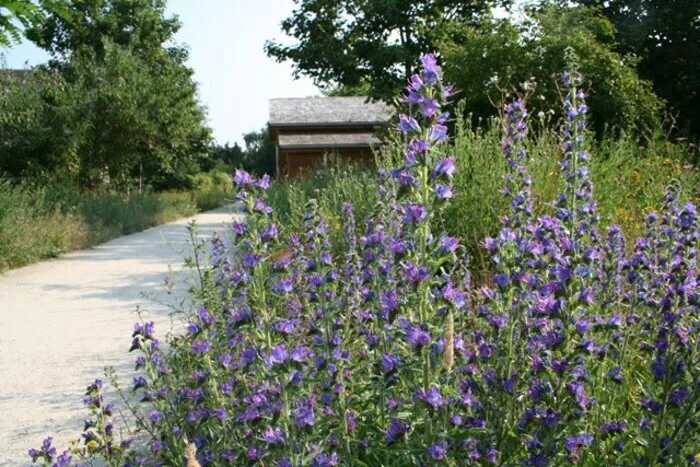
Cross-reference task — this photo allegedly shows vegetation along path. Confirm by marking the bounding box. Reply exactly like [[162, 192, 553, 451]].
[[0, 205, 240, 465]]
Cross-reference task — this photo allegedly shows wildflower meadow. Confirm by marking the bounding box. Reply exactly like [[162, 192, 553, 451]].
[[29, 54, 700, 466]]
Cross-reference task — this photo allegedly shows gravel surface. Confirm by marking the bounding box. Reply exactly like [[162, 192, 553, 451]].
[[0, 205, 239, 465]]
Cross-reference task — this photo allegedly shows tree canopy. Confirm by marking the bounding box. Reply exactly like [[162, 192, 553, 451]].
[[25, 0, 180, 62], [567, 0, 700, 136], [438, 5, 663, 135], [265, 0, 510, 101], [1, 0, 211, 190]]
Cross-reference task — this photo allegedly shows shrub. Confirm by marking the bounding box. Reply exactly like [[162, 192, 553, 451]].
[[0, 177, 230, 271], [30, 55, 700, 466]]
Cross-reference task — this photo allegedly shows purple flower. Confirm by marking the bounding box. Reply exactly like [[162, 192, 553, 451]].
[[247, 445, 263, 461], [488, 314, 508, 329], [255, 174, 271, 189], [566, 381, 589, 409], [253, 198, 273, 214], [269, 344, 289, 366], [428, 124, 448, 143], [607, 366, 622, 383], [262, 426, 285, 445], [295, 398, 316, 428], [149, 409, 163, 423], [419, 98, 439, 118], [398, 114, 421, 134], [428, 441, 449, 460], [434, 183, 453, 199], [197, 307, 215, 326], [405, 262, 429, 283], [234, 169, 254, 187], [381, 353, 400, 373], [404, 203, 427, 223], [232, 221, 247, 235], [406, 326, 430, 348], [670, 387, 688, 406], [385, 418, 410, 443], [418, 386, 446, 409], [492, 273, 510, 289], [191, 339, 211, 354], [432, 157, 456, 178], [420, 53, 439, 85], [262, 223, 279, 240], [438, 235, 459, 253], [276, 278, 293, 293], [290, 345, 312, 363], [242, 253, 262, 269], [443, 282, 467, 308]]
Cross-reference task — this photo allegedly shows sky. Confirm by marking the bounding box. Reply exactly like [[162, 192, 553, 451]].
[[0, 0, 320, 146]]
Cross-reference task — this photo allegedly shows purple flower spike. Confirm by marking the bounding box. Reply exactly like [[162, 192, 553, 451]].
[[420, 53, 440, 85]]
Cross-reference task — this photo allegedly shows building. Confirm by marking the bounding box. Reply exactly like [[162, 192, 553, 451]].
[[268, 96, 393, 178]]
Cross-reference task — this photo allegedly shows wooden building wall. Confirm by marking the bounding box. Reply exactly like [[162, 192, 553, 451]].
[[279, 147, 375, 178]]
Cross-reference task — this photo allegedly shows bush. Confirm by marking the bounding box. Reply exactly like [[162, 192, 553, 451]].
[[30, 54, 700, 466], [189, 170, 234, 212], [0, 175, 231, 271]]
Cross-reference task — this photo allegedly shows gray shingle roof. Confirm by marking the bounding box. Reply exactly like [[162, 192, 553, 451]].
[[278, 132, 382, 149], [269, 97, 393, 126]]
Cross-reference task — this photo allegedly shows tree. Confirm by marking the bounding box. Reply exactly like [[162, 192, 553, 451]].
[[566, 0, 700, 137], [438, 5, 663, 136], [265, 0, 510, 101], [5, 0, 212, 189], [242, 127, 276, 176], [0, 0, 40, 47], [206, 142, 245, 170], [25, 0, 179, 63], [63, 43, 210, 189]]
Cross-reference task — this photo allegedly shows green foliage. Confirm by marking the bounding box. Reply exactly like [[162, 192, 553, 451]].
[[268, 163, 378, 246], [0, 44, 210, 189], [0, 0, 41, 47], [205, 128, 276, 177], [25, 0, 179, 62], [188, 170, 234, 211], [241, 127, 276, 176], [438, 5, 664, 136], [444, 113, 698, 279], [568, 0, 700, 137], [269, 117, 699, 281], [64, 42, 211, 189], [0, 171, 231, 271], [204, 142, 245, 172], [0, 0, 211, 191], [265, 0, 509, 101]]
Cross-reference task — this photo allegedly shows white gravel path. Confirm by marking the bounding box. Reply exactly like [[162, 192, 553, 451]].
[[0, 205, 239, 465]]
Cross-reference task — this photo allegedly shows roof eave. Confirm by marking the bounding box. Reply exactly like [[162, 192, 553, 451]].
[[279, 142, 383, 150], [268, 121, 391, 128]]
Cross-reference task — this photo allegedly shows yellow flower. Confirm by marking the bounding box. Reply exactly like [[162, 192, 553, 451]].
[[663, 158, 672, 165], [86, 440, 99, 451]]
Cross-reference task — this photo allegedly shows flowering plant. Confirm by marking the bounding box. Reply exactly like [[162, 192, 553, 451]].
[[30, 55, 700, 466]]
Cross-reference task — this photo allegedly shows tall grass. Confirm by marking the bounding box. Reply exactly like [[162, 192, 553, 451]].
[[0, 171, 233, 271], [268, 117, 699, 280]]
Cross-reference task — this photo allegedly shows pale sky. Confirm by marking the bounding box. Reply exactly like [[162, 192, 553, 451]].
[[1, 0, 320, 145]]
